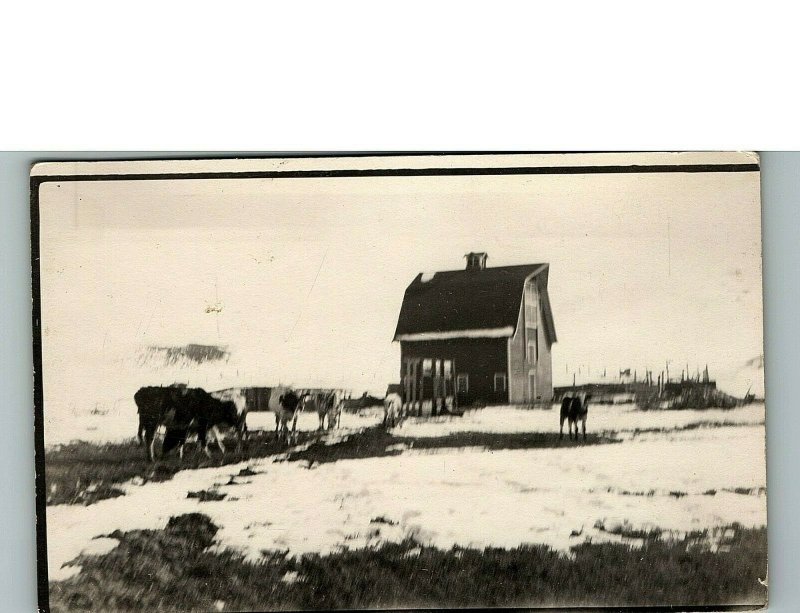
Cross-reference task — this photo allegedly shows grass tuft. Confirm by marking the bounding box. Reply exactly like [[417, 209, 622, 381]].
[[49, 514, 767, 611]]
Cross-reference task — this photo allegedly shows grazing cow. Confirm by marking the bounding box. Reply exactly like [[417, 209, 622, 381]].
[[275, 389, 301, 444], [209, 388, 249, 448], [383, 392, 404, 428], [135, 385, 187, 462], [559, 393, 591, 441], [161, 388, 241, 459], [135, 385, 242, 461]]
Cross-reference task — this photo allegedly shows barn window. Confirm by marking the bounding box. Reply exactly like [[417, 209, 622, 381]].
[[443, 360, 452, 376], [527, 329, 538, 363], [524, 281, 539, 327], [494, 373, 507, 392], [456, 373, 469, 393]]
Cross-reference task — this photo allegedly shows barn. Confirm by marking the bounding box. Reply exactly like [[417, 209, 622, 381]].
[[393, 252, 556, 411]]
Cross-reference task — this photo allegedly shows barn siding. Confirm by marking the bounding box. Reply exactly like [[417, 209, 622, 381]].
[[508, 301, 527, 403], [508, 277, 554, 404], [400, 338, 508, 406], [535, 322, 553, 403]]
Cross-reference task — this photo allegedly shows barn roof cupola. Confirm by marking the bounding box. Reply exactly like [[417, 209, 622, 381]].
[[465, 251, 488, 271]]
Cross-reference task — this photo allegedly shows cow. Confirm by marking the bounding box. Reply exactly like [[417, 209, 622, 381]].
[[324, 391, 343, 430], [299, 391, 342, 431], [559, 393, 591, 441], [160, 388, 241, 459], [134, 385, 242, 461], [267, 386, 290, 437], [135, 385, 187, 462], [275, 389, 301, 444], [209, 388, 249, 448], [383, 392, 404, 428]]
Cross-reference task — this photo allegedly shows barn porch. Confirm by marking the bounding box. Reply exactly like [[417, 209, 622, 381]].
[[402, 357, 457, 417]]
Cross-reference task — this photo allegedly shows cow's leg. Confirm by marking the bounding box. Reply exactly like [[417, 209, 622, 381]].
[[237, 421, 246, 452], [240, 413, 248, 445], [210, 425, 225, 454], [143, 424, 157, 462], [197, 423, 212, 459], [582, 416, 587, 442], [318, 412, 324, 431], [559, 415, 566, 440]]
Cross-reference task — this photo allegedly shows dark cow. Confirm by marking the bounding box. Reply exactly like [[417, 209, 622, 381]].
[[135, 385, 186, 462], [276, 389, 301, 444], [161, 387, 241, 459], [134, 385, 241, 461], [559, 393, 592, 441]]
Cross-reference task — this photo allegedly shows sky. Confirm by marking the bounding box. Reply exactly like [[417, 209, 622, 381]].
[[38, 160, 764, 411]]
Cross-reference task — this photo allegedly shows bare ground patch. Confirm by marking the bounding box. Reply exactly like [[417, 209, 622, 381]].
[[45, 426, 619, 505], [286, 426, 620, 466], [45, 430, 314, 506]]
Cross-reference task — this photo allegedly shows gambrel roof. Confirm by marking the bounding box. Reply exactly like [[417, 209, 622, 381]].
[[393, 263, 557, 344]]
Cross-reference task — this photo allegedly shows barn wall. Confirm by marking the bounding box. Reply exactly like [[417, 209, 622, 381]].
[[508, 302, 527, 403], [508, 277, 554, 404], [534, 275, 554, 403], [400, 338, 508, 406], [535, 322, 554, 403]]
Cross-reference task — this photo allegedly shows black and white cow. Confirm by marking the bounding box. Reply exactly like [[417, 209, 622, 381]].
[[209, 388, 249, 448]]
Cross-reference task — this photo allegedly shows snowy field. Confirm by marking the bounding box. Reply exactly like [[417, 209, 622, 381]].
[[46, 403, 766, 582]]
